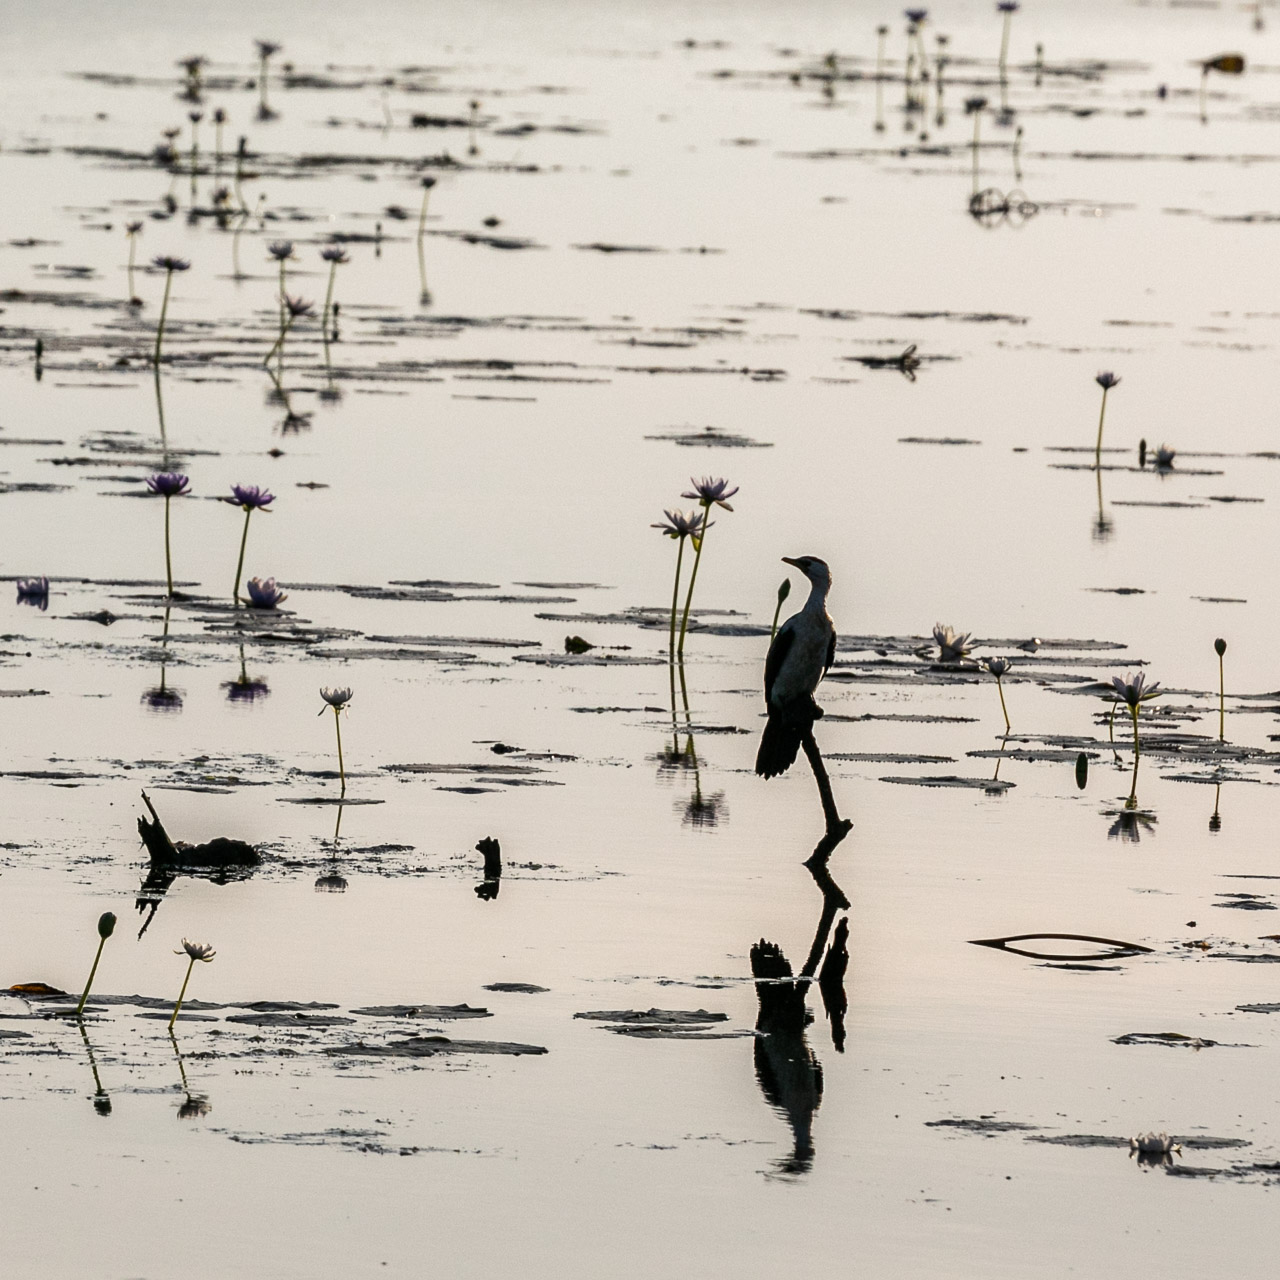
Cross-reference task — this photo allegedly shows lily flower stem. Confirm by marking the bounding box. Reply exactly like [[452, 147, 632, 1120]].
[[232, 509, 253, 603], [417, 185, 431, 244], [667, 536, 686, 659], [972, 110, 981, 195], [1108, 700, 1117, 742], [322, 261, 338, 339], [1095, 385, 1110, 467], [676, 508, 710, 658], [169, 1029, 190, 1090], [1128, 705, 1141, 804], [127, 237, 137, 300], [163, 494, 174, 597], [999, 12, 1012, 77], [333, 705, 346, 794], [1219, 652, 1226, 741], [996, 676, 1011, 733], [75, 935, 108, 1016], [677, 651, 692, 728], [262, 313, 294, 367], [153, 267, 174, 367], [153, 364, 169, 461], [278, 258, 287, 332], [169, 957, 196, 1030]]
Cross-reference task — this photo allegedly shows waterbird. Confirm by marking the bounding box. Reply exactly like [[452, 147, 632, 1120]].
[[755, 556, 835, 779]]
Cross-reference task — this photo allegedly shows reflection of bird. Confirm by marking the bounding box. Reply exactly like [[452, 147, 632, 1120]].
[[755, 556, 836, 779]]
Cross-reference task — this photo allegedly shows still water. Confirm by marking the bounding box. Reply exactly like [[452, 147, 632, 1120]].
[[2, 1, 1278, 1275]]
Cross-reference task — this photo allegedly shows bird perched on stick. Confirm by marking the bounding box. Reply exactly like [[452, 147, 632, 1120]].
[[755, 556, 836, 779]]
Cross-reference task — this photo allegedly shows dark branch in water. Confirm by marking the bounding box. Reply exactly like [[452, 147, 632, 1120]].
[[475, 836, 502, 900]]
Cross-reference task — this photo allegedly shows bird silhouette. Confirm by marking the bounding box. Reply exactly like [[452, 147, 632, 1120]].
[[755, 556, 836, 779]]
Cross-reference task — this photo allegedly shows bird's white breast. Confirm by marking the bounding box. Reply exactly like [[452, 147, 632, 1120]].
[[770, 610, 834, 706]]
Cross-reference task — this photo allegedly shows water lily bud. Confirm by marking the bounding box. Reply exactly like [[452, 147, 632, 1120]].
[[1214, 637, 1227, 657], [98, 912, 117, 939], [777, 579, 791, 605], [1075, 752, 1088, 791]]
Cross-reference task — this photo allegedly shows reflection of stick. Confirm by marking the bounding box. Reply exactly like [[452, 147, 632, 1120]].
[[970, 931, 1152, 960], [78, 1018, 111, 1114]]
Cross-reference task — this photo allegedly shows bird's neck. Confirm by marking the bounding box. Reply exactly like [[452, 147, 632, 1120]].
[[802, 576, 830, 613]]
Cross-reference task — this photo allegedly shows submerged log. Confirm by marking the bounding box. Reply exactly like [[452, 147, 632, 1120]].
[[137, 791, 259, 867]]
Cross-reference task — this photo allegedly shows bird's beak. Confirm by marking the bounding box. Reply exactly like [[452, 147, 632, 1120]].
[[781, 556, 803, 569]]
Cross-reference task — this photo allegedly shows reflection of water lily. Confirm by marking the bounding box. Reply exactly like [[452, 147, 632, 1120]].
[[1108, 806, 1156, 843], [681, 787, 727, 829], [141, 680, 184, 712], [178, 1094, 212, 1119], [315, 870, 349, 893], [224, 673, 270, 702], [1153, 444, 1176, 470], [933, 622, 972, 661]]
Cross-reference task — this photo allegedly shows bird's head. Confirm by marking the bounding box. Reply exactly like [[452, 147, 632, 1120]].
[[782, 555, 831, 587]]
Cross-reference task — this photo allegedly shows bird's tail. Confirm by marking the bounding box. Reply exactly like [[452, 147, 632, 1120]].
[[755, 714, 800, 778], [755, 699, 822, 779]]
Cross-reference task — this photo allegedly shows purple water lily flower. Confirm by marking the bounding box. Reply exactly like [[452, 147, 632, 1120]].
[[255, 39, 281, 59], [933, 623, 972, 661], [147, 472, 190, 498], [652, 509, 709, 540], [320, 246, 350, 264], [267, 240, 295, 262], [682, 477, 739, 511], [284, 294, 314, 319], [997, 1, 1020, 12], [245, 576, 287, 609], [984, 656, 1012, 678], [1096, 371, 1120, 389], [231, 484, 274, 510], [320, 686, 353, 711], [905, 8, 928, 24], [16, 577, 49, 610], [151, 255, 191, 273], [1112, 672, 1160, 709]]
